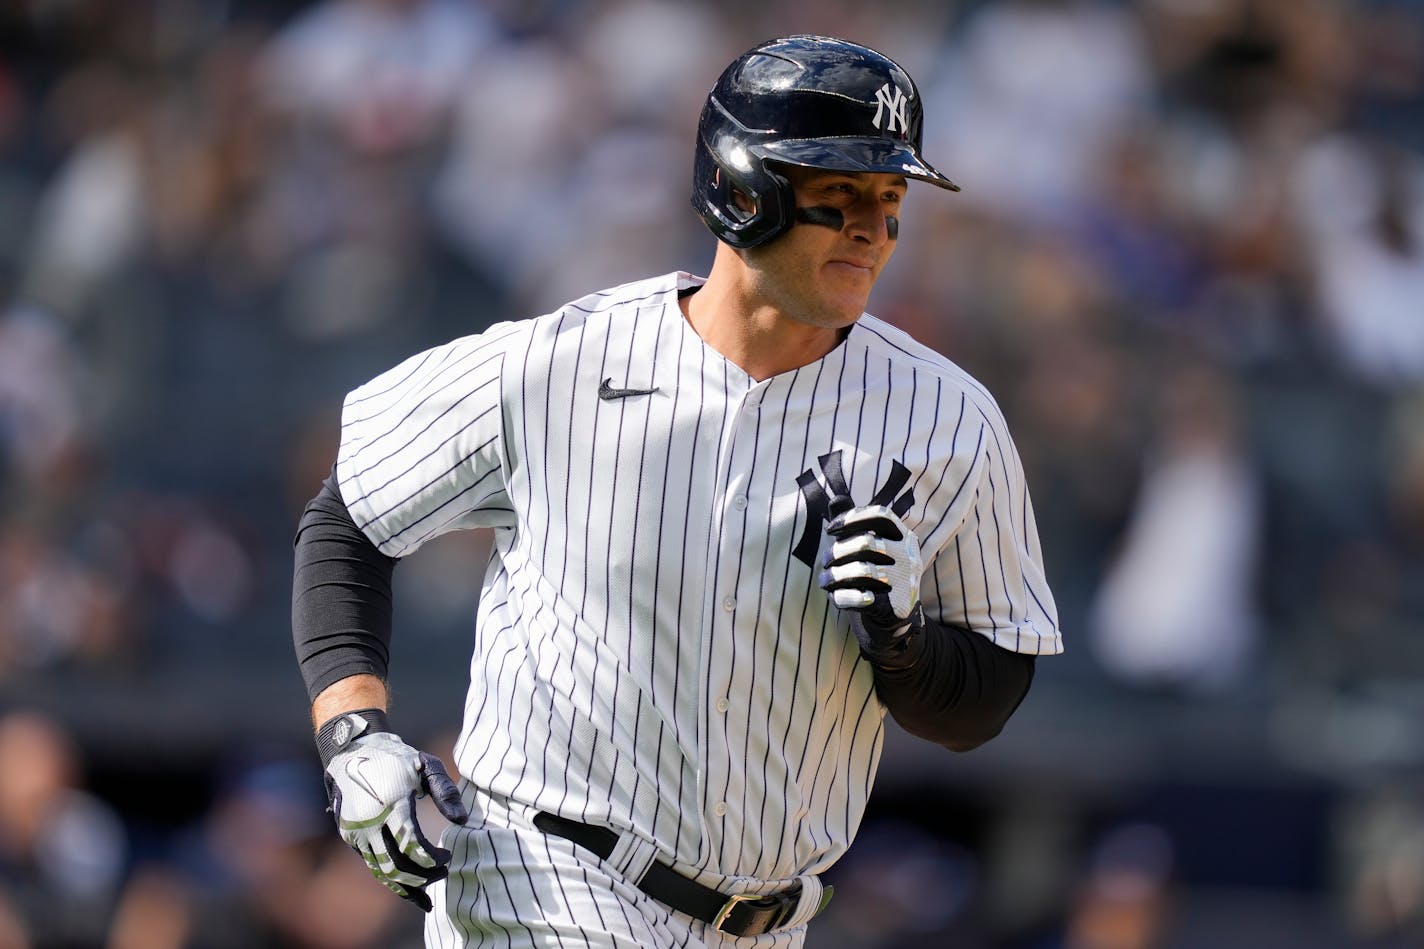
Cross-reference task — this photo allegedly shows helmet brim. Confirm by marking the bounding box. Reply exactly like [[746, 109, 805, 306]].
[[758, 137, 960, 192]]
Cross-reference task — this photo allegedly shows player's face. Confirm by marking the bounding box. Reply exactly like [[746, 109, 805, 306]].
[[746, 167, 907, 329]]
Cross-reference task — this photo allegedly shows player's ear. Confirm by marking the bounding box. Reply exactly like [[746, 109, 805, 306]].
[[730, 187, 755, 216]]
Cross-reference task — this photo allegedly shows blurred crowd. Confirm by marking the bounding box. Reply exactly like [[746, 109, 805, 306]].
[[2, 0, 1424, 946]]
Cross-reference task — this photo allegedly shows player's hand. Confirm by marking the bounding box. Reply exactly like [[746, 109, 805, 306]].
[[322, 726, 469, 912], [818, 504, 924, 647]]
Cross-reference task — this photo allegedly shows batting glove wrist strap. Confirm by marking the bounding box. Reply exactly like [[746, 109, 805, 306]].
[[315, 707, 392, 768], [851, 602, 927, 670]]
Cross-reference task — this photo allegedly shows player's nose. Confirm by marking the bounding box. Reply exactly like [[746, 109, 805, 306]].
[[842, 194, 893, 247]]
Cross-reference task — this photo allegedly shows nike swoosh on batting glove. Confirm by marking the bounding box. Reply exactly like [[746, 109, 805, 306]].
[[318, 711, 468, 912]]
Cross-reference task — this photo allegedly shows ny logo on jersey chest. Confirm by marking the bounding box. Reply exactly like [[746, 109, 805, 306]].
[[792, 450, 915, 567]]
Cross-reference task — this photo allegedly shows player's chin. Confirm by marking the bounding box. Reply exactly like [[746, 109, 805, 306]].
[[818, 289, 873, 325]]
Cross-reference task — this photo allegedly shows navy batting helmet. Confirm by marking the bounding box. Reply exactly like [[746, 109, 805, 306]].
[[692, 34, 959, 249]]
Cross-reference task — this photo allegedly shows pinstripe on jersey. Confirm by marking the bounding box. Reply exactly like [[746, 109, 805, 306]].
[[336, 271, 1061, 896]]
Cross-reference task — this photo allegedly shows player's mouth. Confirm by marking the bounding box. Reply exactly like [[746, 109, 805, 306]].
[[827, 257, 876, 274]]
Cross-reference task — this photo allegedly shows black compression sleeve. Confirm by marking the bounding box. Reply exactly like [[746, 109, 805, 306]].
[[291, 470, 396, 701], [866, 618, 1036, 751]]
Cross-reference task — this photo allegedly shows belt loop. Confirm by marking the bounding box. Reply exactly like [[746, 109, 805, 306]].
[[605, 828, 659, 885], [778, 874, 830, 930]]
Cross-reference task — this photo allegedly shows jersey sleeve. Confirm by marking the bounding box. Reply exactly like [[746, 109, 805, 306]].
[[335, 323, 525, 558], [920, 398, 1062, 657]]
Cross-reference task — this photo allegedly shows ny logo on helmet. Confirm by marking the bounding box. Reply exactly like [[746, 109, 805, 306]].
[[872, 82, 909, 133]]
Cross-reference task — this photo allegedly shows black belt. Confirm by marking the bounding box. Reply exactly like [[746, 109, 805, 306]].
[[532, 811, 830, 937]]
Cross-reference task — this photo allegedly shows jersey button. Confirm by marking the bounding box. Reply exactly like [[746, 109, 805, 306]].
[[732, 495, 747, 510], [722, 597, 736, 612], [714, 802, 728, 817], [715, 697, 729, 714]]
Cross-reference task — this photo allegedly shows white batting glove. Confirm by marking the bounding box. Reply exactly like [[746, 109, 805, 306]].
[[818, 505, 925, 653], [317, 711, 468, 912]]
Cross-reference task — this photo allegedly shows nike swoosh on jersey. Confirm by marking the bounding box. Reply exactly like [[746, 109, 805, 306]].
[[598, 377, 659, 400]]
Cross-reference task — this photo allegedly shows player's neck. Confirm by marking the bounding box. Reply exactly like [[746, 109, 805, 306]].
[[683, 258, 849, 382]]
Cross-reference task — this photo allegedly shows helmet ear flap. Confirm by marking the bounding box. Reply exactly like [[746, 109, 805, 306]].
[[692, 137, 795, 249]]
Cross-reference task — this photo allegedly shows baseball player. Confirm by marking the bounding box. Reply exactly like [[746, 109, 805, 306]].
[[292, 35, 1061, 948]]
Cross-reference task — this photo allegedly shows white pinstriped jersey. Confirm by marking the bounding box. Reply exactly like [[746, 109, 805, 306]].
[[336, 271, 1060, 892]]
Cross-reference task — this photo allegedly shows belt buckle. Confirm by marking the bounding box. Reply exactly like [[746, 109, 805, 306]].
[[711, 887, 807, 936], [711, 893, 758, 933]]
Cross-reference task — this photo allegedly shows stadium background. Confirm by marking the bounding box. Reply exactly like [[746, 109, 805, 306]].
[[2, 0, 1423, 945]]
